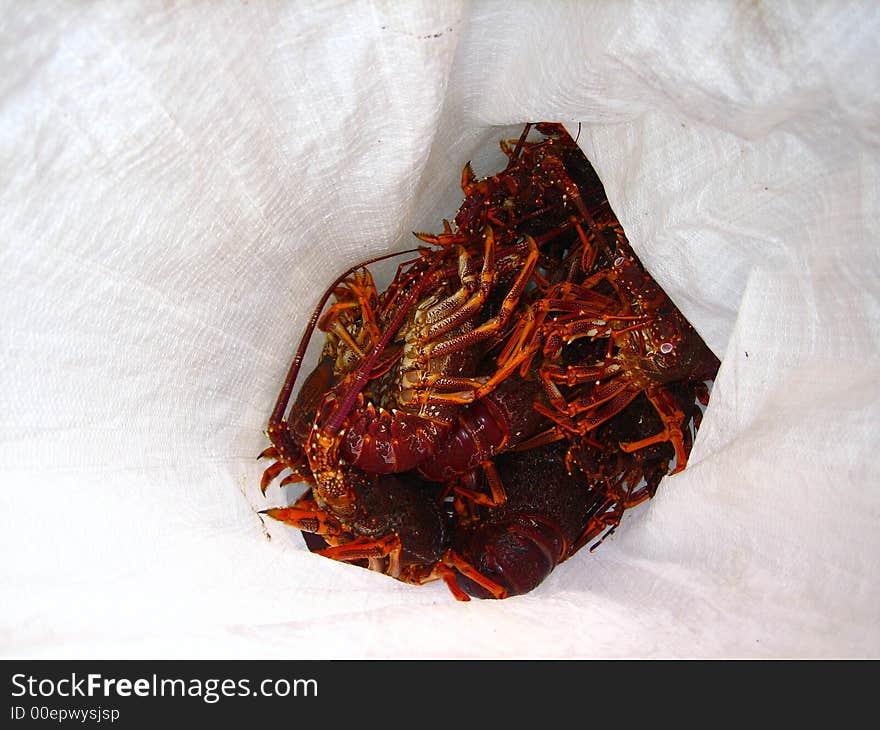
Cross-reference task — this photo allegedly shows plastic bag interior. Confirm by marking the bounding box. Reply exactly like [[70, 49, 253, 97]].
[[2, 1, 878, 658]]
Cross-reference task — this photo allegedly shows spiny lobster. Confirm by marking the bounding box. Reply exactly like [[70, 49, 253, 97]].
[[527, 247, 720, 473], [447, 442, 623, 599]]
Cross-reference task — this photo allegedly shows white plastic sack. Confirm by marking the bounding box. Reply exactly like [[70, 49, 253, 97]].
[[2, 1, 878, 658]]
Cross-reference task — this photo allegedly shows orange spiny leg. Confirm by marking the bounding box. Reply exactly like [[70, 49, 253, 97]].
[[542, 361, 612, 389], [569, 386, 642, 434], [620, 385, 689, 473], [619, 480, 655, 509], [346, 268, 383, 345], [471, 309, 541, 397], [261, 506, 344, 537], [399, 372, 488, 407], [424, 229, 495, 323], [412, 229, 468, 248], [328, 320, 367, 360], [400, 238, 538, 407], [574, 218, 600, 272], [496, 305, 537, 367], [277, 470, 311, 489], [443, 550, 509, 600], [452, 490, 481, 525], [532, 400, 587, 436], [567, 376, 633, 415], [453, 460, 507, 507], [511, 425, 599, 453], [537, 357, 623, 418], [318, 300, 360, 332], [316, 533, 401, 563], [532, 381, 641, 437], [261, 358, 337, 494], [259, 461, 287, 494], [460, 161, 478, 195], [320, 271, 383, 350], [538, 368, 575, 416], [434, 564, 471, 602], [535, 280, 616, 314], [259, 432, 309, 495]]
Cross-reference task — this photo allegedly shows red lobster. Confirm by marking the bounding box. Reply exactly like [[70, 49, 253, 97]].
[[527, 247, 720, 472], [446, 443, 622, 599]]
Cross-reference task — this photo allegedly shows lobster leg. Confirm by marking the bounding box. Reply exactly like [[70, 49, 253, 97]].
[[424, 236, 538, 376], [570, 492, 626, 555], [533, 381, 641, 437], [261, 506, 344, 537], [535, 281, 615, 311], [490, 305, 541, 383], [573, 387, 642, 432], [412, 229, 468, 248], [325, 318, 367, 360], [433, 564, 472, 602], [259, 445, 309, 494], [344, 268, 383, 345], [319, 270, 384, 352], [536, 366, 625, 421], [583, 510, 625, 554], [315, 533, 401, 562], [453, 460, 507, 507], [513, 426, 602, 453], [414, 229, 496, 341], [538, 369, 575, 417], [443, 550, 509, 600], [619, 385, 688, 473], [531, 401, 588, 435], [399, 237, 539, 408], [541, 361, 611, 390], [567, 377, 633, 416], [400, 373, 485, 406]]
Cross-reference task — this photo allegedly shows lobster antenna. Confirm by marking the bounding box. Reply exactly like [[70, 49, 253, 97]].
[[509, 122, 533, 166], [270, 247, 424, 425]]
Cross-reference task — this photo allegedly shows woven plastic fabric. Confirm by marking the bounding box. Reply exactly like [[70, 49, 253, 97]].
[[2, 1, 878, 658]]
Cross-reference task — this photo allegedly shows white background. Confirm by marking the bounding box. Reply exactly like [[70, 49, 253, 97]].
[[2, 1, 878, 658]]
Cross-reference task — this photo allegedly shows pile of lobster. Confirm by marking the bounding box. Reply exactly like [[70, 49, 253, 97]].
[[259, 123, 720, 600]]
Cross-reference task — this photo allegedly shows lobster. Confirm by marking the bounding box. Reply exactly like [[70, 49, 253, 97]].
[[258, 248, 433, 493], [444, 442, 622, 599], [260, 223, 544, 589], [415, 123, 619, 281], [528, 247, 720, 472], [564, 384, 702, 510]]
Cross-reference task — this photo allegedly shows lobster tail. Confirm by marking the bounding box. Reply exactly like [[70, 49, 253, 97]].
[[340, 396, 449, 474], [417, 375, 550, 482], [452, 514, 566, 599]]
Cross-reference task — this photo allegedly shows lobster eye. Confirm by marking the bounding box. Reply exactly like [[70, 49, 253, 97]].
[[613, 256, 625, 267], [660, 342, 674, 354]]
